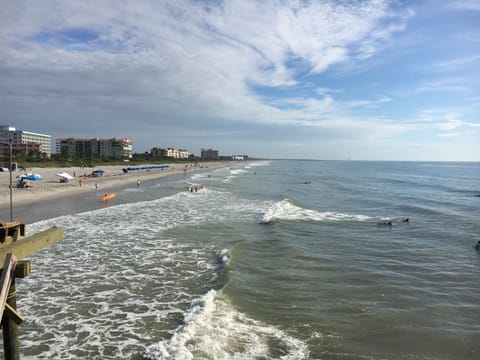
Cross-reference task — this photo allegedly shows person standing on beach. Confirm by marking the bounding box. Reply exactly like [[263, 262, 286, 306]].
[[137, 179, 141, 187]]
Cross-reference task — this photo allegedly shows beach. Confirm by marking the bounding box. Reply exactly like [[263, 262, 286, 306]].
[[0, 161, 230, 219]]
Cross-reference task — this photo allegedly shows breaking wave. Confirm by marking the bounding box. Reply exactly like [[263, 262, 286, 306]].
[[260, 199, 372, 224], [145, 290, 308, 360]]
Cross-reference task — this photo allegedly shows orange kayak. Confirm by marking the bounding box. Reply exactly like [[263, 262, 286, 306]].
[[101, 193, 116, 201]]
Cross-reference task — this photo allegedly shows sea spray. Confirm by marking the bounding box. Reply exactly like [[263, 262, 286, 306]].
[[144, 290, 309, 360], [260, 199, 372, 224]]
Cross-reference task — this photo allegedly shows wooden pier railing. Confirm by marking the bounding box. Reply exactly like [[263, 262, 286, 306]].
[[0, 222, 64, 360]]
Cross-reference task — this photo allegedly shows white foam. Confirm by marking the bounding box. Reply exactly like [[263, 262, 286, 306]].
[[190, 173, 209, 180], [20, 186, 299, 358], [22, 191, 263, 358], [218, 248, 229, 265], [248, 160, 271, 167], [230, 169, 248, 175], [260, 199, 372, 224], [223, 167, 251, 183], [145, 290, 309, 360], [121, 187, 145, 192]]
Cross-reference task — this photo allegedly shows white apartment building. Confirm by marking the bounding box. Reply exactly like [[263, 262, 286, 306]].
[[0, 125, 52, 158], [151, 147, 189, 159]]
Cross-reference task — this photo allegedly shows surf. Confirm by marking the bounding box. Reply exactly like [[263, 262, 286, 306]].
[[144, 289, 308, 360], [259, 199, 372, 224]]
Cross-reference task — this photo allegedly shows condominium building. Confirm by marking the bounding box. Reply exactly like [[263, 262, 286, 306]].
[[201, 148, 219, 160], [56, 137, 133, 159], [0, 125, 52, 159], [177, 149, 189, 159], [151, 147, 189, 159]]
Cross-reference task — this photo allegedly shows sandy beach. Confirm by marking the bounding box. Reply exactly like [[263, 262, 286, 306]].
[[0, 161, 230, 218]]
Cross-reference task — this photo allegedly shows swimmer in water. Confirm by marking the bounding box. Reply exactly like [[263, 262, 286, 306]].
[[378, 220, 393, 226]]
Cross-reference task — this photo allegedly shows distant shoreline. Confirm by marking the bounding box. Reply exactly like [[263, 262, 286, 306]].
[[0, 161, 233, 222]]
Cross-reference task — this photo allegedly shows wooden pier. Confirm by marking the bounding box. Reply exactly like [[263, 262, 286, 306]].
[[0, 220, 64, 360], [0, 221, 26, 245]]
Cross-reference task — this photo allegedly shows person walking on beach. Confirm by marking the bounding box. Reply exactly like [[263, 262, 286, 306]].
[[137, 179, 141, 187]]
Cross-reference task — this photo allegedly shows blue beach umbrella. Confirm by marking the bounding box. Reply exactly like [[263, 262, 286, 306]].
[[18, 173, 43, 181]]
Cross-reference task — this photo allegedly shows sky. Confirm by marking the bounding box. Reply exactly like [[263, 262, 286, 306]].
[[1, 0, 479, 161]]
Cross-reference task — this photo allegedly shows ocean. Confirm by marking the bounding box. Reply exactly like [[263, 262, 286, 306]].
[[7, 160, 480, 359]]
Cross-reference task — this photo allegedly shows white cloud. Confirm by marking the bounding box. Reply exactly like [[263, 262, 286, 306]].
[[415, 78, 469, 93], [447, 0, 480, 11], [314, 87, 344, 96], [345, 95, 393, 108], [0, 1, 408, 124], [3, 0, 448, 159], [438, 132, 461, 138], [439, 117, 465, 130], [431, 55, 480, 72], [413, 109, 480, 141], [439, 118, 480, 130]]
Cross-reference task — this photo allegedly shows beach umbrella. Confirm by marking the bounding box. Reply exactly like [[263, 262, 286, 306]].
[[26, 173, 43, 181], [56, 172, 74, 181], [19, 173, 42, 181]]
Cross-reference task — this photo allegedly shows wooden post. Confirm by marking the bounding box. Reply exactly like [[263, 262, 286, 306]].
[[0, 254, 16, 318], [0, 253, 18, 360], [9, 139, 13, 222], [0, 227, 64, 359], [2, 277, 19, 360]]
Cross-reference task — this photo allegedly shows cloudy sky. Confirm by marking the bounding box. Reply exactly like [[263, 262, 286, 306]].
[[1, 0, 479, 160]]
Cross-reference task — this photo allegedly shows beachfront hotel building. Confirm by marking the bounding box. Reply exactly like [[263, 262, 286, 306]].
[[0, 125, 52, 159], [201, 148, 219, 160], [56, 137, 133, 160], [150, 147, 189, 159]]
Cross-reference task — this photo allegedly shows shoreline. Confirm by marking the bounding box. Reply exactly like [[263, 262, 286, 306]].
[[0, 161, 232, 222]]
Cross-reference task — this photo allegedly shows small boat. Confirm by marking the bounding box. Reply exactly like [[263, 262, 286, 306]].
[[101, 193, 116, 202]]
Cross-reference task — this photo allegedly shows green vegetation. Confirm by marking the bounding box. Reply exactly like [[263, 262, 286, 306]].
[[6, 153, 233, 169]]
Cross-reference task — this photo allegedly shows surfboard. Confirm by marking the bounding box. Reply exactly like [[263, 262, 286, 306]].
[[101, 193, 116, 201]]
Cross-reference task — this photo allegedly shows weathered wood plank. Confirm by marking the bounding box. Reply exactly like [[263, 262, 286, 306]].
[[14, 261, 31, 279], [0, 227, 62, 359], [0, 227, 64, 267], [0, 254, 16, 320], [4, 303, 24, 325], [0, 222, 26, 247], [2, 277, 19, 360]]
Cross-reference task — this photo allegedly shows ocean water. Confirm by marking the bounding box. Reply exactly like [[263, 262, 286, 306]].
[[5, 160, 480, 359]]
